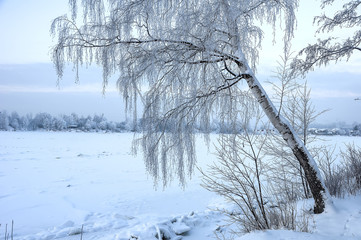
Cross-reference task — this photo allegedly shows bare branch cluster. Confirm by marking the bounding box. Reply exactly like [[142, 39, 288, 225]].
[[314, 143, 361, 198], [201, 111, 311, 234]]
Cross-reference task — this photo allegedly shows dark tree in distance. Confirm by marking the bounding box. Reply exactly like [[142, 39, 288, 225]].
[[51, 0, 330, 213]]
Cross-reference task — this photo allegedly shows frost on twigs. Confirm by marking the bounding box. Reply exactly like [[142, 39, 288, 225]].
[[293, 0, 361, 74], [51, 0, 299, 188]]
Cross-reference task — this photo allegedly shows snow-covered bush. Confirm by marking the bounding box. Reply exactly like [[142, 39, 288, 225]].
[[201, 98, 312, 233], [342, 144, 361, 195], [52, 117, 67, 131], [31, 112, 54, 130], [9, 112, 21, 131], [316, 144, 361, 198], [316, 146, 345, 198], [201, 131, 311, 234], [0, 111, 10, 130]]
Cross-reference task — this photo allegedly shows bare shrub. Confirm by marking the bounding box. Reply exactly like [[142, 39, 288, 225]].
[[315, 145, 345, 198], [1, 221, 14, 240], [201, 130, 311, 233], [264, 50, 329, 202], [315, 144, 361, 198], [201, 132, 270, 232], [265, 136, 312, 201], [342, 144, 361, 195]]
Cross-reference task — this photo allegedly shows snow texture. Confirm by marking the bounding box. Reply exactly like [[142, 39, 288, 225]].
[[1, 132, 361, 239]]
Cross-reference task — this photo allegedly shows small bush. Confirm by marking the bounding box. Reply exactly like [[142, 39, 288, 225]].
[[342, 144, 361, 195], [1, 221, 14, 240], [201, 133, 311, 234], [317, 144, 361, 197], [316, 146, 345, 198]]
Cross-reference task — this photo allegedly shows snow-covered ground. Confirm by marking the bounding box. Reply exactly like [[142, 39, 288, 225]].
[[1, 132, 361, 239]]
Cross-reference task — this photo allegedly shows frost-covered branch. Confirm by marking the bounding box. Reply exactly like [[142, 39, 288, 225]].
[[51, 0, 330, 214], [52, 0, 295, 186], [294, 0, 361, 73]]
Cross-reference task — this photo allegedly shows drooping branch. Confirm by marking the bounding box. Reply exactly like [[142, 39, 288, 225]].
[[316, 1, 361, 32], [294, 0, 361, 74], [50, 2, 332, 213]]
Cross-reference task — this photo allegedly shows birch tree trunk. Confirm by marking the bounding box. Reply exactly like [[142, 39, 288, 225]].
[[220, 1, 331, 213], [235, 60, 330, 213]]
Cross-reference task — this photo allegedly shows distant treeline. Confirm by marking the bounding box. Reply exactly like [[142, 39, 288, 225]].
[[308, 127, 361, 137], [0, 110, 252, 133], [0, 110, 360, 136], [0, 111, 135, 132]]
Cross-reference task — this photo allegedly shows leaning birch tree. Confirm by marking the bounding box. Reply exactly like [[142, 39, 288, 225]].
[[51, 0, 330, 213]]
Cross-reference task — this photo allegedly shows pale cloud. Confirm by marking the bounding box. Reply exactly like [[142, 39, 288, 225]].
[[311, 55, 361, 74], [311, 89, 360, 99]]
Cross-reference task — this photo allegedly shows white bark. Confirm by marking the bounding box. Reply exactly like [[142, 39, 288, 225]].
[[234, 57, 331, 213]]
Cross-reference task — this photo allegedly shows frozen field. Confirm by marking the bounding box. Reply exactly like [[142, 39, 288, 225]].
[[1, 131, 361, 239], [0, 131, 224, 239]]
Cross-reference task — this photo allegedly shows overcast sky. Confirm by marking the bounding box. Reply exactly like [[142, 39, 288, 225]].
[[0, 0, 360, 125]]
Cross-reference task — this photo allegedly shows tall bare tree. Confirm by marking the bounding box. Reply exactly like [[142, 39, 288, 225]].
[[51, 0, 330, 213], [266, 52, 327, 200]]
